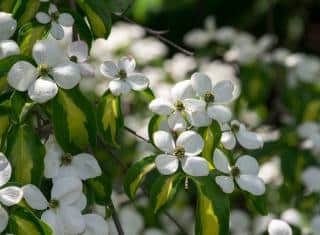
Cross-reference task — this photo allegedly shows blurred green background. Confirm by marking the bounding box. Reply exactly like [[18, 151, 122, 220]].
[[127, 0, 320, 54]]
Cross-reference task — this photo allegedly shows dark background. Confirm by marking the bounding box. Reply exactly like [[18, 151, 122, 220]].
[[127, 0, 320, 54]]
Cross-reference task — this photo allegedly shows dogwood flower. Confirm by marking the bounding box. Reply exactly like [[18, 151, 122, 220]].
[[149, 80, 206, 132], [82, 214, 109, 235], [153, 130, 209, 176], [301, 167, 320, 192], [0, 12, 19, 59], [8, 39, 81, 103], [100, 56, 149, 95], [213, 149, 265, 195], [36, 4, 74, 40], [0, 153, 23, 233], [67, 41, 95, 77], [44, 135, 101, 180], [189, 72, 234, 126], [221, 120, 263, 150], [22, 177, 86, 235], [268, 219, 292, 235]]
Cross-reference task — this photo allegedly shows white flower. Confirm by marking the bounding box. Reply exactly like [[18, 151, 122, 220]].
[[149, 80, 205, 132], [67, 40, 95, 77], [189, 72, 234, 126], [280, 208, 302, 228], [213, 149, 265, 195], [36, 4, 74, 40], [268, 219, 292, 235], [82, 214, 109, 235], [0, 12, 19, 59], [230, 209, 250, 235], [301, 167, 320, 192], [0, 153, 23, 233], [22, 178, 86, 235], [153, 130, 209, 176], [44, 135, 102, 180], [311, 215, 320, 234], [258, 157, 283, 186], [8, 39, 81, 103], [100, 56, 149, 95], [130, 37, 168, 64], [221, 120, 264, 150], [164, 53, 197, 80]]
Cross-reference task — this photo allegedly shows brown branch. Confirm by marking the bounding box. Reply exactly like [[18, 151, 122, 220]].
[[112, 13, 194, 56], [124, 126, 150, 143], [108, 199, 125, 235]]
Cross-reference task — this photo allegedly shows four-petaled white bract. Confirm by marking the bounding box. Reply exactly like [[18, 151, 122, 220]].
[[100, 56, 149, 95], [44, 135, 102, 180], [153, 130, 209, 176], [8, 39, 81, 103], [213, 149, 265, 195], [0, 153, 23, 233], [36, 3, 74, 40]]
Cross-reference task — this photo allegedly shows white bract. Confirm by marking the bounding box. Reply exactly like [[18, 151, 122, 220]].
[[221, 120, 264, 150], [0, 153, 23, 233], [189, 72, 234, 126], [0, 12, 19, 59], [36, 4, 74, 40], [268, 219, 292, 235], [82, 213, 109, 235], [149, 80, 205, 132], [23, 178, 86, 235], [44, 135, 102, 180], [67, 41, 95, 77], [100, 56, 149, 95], [301, 167, 320, 192], [8, 39, 81, 103], [230, 209, 250, 235], [213, 149, 265, 195], [153, 130, 209, 176]]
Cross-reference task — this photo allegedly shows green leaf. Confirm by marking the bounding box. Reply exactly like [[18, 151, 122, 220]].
[[124, 155, 156, 200], [69, 11, 93, 48], [0, 0, 16, 12], [0, 105, 10, 149], [18, 23, 48, 56], [199, 120, 221, 167], [0, 55, 34, 77], [150, 173, 182, 213], [246, 193, 268, 215], [97, 91, 123, 147], [75, 0, 112, 38], [86, 173, 112, 204], [13, 0, 40, 26], [135, 87, 155, 103], [52, 87, 97, 154], [104, 0, 133, 13], [11, 91, 35, 123], [192, 176, 230, 235], [6, 124, 45, 185], [148, 115, 167, 144], [9, 205, 52, 235]]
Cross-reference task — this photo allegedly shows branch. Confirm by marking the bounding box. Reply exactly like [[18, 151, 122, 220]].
[[112, 13, 194, 56], [124, 126, 150, 143], [109, 199, 125, 235]]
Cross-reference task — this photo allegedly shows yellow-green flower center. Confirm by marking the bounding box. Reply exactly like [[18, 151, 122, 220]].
[[51, 12, 60, 21], [118, 69, 127, 79], [49, 199, 59, 209], [61, 153, 73, 166], [174, 100, 185, 111], [204, 92, 215, 103], [174, 146, 185, 159], [230, 166, 240, 177], [38, 64, 50, 76], [70, 55, 78, 63], [231, 123, 240, 133]]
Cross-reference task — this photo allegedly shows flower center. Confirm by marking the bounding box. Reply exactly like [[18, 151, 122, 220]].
[[231, 123, 240, 133], [49, 199, 59, 209], [230, 166, 240, 177], [204, 92, 215, 103], [70, 55, 78, 63], [118, 69, 127, 79], [173, 146, 185, 159], [38, 64, 50, 76], [51, 12, 60, 21], [60, 153, 73, 166], [174, 100, 185, 111]]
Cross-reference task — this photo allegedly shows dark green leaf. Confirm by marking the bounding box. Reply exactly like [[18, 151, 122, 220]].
[[13, 0, 40, 26], [86, 173, 112, 204]]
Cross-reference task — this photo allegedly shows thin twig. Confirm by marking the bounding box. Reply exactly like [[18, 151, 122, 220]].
[[109, 199, 125, 235], [112, 13, 194, 56], [124, 126, 151, 143]]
